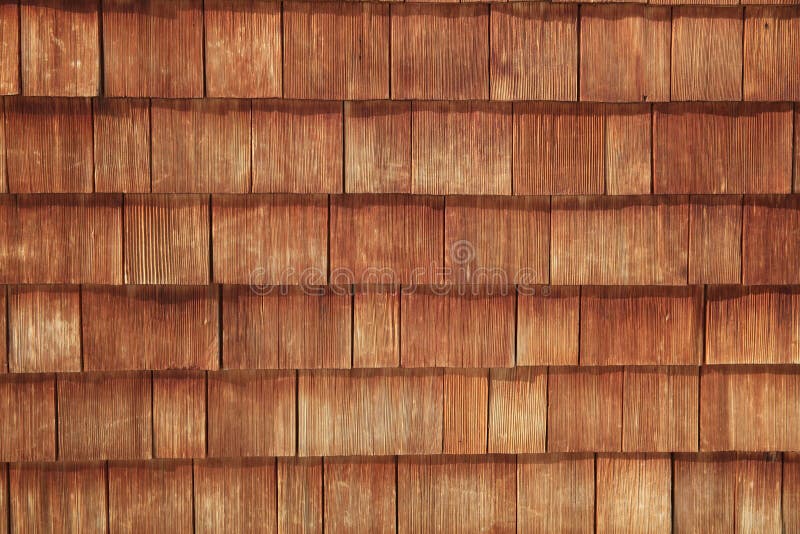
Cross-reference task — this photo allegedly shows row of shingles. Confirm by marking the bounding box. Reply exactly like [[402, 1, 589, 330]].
[[1, 2, 799, 102]]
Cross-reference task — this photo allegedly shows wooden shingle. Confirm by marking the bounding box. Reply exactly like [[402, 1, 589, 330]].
[[57, 371, 151, 460], [82, 285, 218, 371], [488, 367, 547, 454], [324, 458, 396, 534], [151, 99, 251, 193], [689, 195, 743, 284], [784, 454, 800, 532], [0, 288, 5, 373], [743, 195, 800, 284], [285, 2, 388, 99], [412, 101, 511, 195], [734, 455, 783, 533], [9, 462, 107, 533], [204, 0, 281, 98], [8, 285, 80, 373], [0, 102, 5, 192], [102, 0, 203, 97], [551, 196, 689, 285], [5, 97, 92, 192], [298, 369, 443, 456], [93, 98, 150, 192], [517, 286, 580, 366], [391, 4, 489, 100], [444, 369, 488, 455], [20, 0, 99, 96], [278, 458, 323, 534], [153, 370, 205, 458], [580, 5, 670, 102], [124, 194, 209, 284], [353, 286, 400, 368], [744, 6, 800, 101], [0, 1, 18, 95], [0, 374, 55, 461], [207, 370, 295, 457], [212, 195, 328, 286], [580, 286, 703, 365]]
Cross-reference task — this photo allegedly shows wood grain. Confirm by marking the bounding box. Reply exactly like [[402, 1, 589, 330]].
[[353, 286, 400, 368], [0, 374, 55, 461], [324, 457, 396, 534], [0, 1, 18, 95], [443, 369, 488, 454], [604, 104, 653, 195], [0, 101, 5, 192], [744, 6, 800, 101], [689, 195, 743, 284], [488, 367, 547, 453], [743, 195, 800, 284], [153, 370, 205, 458], [0, 288, 5, 373], [735, 453, 783, 533], [783, 454, 800, 532], [674, 453, 736, 533], [278, 458, 322, 534], [93, 98, 150, 192], [517, 286, 580, 366]]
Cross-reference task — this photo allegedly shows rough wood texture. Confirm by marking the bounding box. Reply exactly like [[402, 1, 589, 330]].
[[580, 286, 703, 365], [784, 454, 800, 532], [207, 370, 295, 457], [517, 287, 579, 366], [654, 103, 793, 193], [124, 194, 210, 284], [401, 287, 514, 367], [353, 286, 400, 368], [93, 98, 150, 192], [734, 454, 783, 533], [204, 0, 281, 98], [488, 367, 547, 453], [57, 372, 151, 460], [490, 3, 577, 101], [278, 458, 323, 534], [444, 196, 549, 285], [671, 7, 743, 101], [0, 102, 5, 192], [0, 1, 18, 95], [412, 101, 511, 195], [551, 196, 689, 285], [744, 6, 800, 101], [0, 288, 5, 373], [194, 458, 277, 534], [252, 100, 342, 193], [443, 369, 488, 454], [689, 195, 743, 284], [298, 369, 443, 456], [82, 285, 218, 371], [0, 195, 123, 284], [517, 454, 594, 533], [743, 195, 800, 284], [0, 374, 55, 461], [580, 5, 670, 102], [324, 457, 396, 534], [108, 460, 193, 533], [345, 101, 411, 193], [330, 194, 444, 285], [102, 0, 203, 97], [548, 367, 623, 452], [10, 462, 107, 533], [8, 285, 81, 373], [285, 2, 388, 99], [213, 194, 328, 286], [596, 454, 671, 533], [5, 97, 93, 192], [623, 366, 699, 452], [151, 99, 251, 193], [153, 370, 205, 458], [391, 4, 489, 99], [20, 0, 99, 96]]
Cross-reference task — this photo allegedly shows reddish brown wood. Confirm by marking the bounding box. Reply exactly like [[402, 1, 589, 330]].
[[0, 374, 55, 461], [488, 367, 547, 453], [324, 457, 396, 534], [153, 370, 206, 458], [743, 195, 800, 284], [744, 7, 800, 101], [93, 98, 150, 192], [517, 287, 580, 366]]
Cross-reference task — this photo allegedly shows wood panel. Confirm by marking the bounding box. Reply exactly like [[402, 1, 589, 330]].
[[744, 6, 800, 101], [0, 1, 18, 95], [353, 286, 400, 368], [743, 195, 800, 284], [278, 458, 322, 534], [689, 195, 743, 284], [0, 374, 55, 461], [298, 369, 443, 456], [153, 370, 205, 458], [443, 369, 488, 454], [323, 458, 396, 534], [93, 98, 150, 192], [517, 286, 580, 366], [488, 367, 547, 453]]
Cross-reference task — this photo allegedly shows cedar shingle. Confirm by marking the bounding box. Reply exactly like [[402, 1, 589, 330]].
[[517, 286, 579, 366], [444, 196, 549, 285], [604, 105, 653, 195], [298, 369, 443, 456], [0, 374, 55, 461], [623, 366, 699, 452], [0, 102, 5, 192], [151, 99, 251, 193], [784, 454, 800, 532], [671, 7, 743, 101], [490, 4, 577, 101], [278, 458, 322, 534], [689, 195, 743, 284], [391, 4, 489, 100], [124, 194, 210, 284], [102, 0, 203, 97], [654, 103, 793, 193], [0, 1, 18, 95], [735, 454, 784, 533], [580, 5, 670, 102], [0, 195, 122, 284], [153, 370, 205, 458], [93, 98, 150, 192], [551, 196, 689, 285], [9, 462, 107, 533], [330, 194, 444, 285], [207, 370, 295, 457], [252, 100, 342, 193], [212, 195, 328, 286], [323, 458, 396, 534], [443, 369, 488, 454], [57, 372, 151, 460], [580, 286, 703, 365], [488, 367, 547, 454], [108, 461, 193, 533], [0, 288, 5, 373], [412, 101, 511, 195], [344, 100, 411, 193], [82, 285, 218, 371], [744, 6, 800, 101], [194, 458, 277, 534], [285, 2, 388, 99], [5, 97, 92, 192], [398, 456, 516, 533], [20, 0, 99, 96], [401, 287, 514, 367], [204, 0, 281, 98], [547, 367, 623, 452], [743, 195, 800, 284], [8, 285, 81, 373], [353, 286, 400, 368]]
